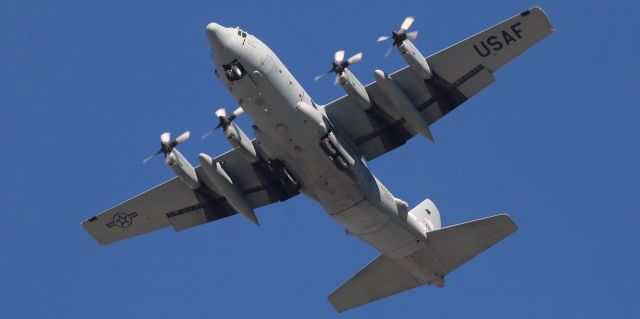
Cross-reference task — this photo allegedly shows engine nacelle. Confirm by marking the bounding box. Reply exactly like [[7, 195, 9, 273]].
[[224, 122, 258, 163], [338, 68, 372, 110], [406, 199, 441, 238], [398, 40, 433, 80], [165, 148, 200, 190]]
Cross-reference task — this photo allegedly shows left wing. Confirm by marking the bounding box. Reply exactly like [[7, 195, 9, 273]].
[[324, 7, 553, 160], [82, 142, 298, 245]]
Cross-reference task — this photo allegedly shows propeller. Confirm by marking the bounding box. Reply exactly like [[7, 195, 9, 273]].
[[377, 16, 419, 57], [314, 50, 363, 85], [201, 106, 245, 139], [143, 130, 191, 164]]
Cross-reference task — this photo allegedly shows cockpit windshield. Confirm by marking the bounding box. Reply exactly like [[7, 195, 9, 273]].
[[235, 28, 248, 38]]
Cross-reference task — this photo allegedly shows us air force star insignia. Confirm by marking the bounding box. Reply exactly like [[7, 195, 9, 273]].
[[106, 212, 138, 228]]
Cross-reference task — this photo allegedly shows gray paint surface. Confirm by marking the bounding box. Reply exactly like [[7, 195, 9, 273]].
[[82, 7, 552, 312]]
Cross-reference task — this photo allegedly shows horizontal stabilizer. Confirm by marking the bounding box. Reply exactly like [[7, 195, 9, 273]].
[[421, 214, 518, 276], [328, 254, 421, 313], [328, 214, 517, 312]]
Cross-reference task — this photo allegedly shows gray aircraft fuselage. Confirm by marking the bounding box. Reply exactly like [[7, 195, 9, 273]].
[[206, 23, 443, 285]]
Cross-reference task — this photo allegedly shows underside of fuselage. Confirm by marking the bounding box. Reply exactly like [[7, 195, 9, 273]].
[[205, 22, 427, 262], [208, 25, 365, 208]]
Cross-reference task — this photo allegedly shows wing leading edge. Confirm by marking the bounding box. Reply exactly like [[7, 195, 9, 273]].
[[324, 7, 553, 160]]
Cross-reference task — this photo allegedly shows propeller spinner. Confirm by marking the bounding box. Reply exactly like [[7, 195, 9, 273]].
[[377, 16, 419, 57], [201, 106, 245, 139], [314, 50, 363, 85], [143, 131, 191, 164]]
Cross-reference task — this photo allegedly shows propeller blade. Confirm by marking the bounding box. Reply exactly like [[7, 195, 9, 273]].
[[215, 107, 227, 118], [347, 52, 363, 65], [406, 31, 419, 41], [400, 16, 415, 31], [377, 35, 390, 42], [175, 131, 190, 143], [314, 71, 331, 82], [160, 132, 170, 145], [232, 106, 245, 118], [143, 153, 157, 164], [201, 128, 215, 140], [333, 75, 340, 86], [384, 45, 394, 58], [334, 50, 345, 64]]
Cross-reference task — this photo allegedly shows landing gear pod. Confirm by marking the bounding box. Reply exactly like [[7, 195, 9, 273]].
[[374, 70, 434, 142], [320, 131, 356, 170], [198, 153, 259, 225]]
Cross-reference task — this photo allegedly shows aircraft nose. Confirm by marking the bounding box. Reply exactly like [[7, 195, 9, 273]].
[[205, 22, 229, 48], [206, 22, 223, 36]]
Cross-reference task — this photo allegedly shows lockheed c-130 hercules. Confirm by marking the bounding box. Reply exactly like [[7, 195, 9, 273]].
[[82, 7, 553, 312]]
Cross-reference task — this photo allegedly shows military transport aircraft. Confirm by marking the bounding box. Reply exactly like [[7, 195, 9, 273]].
[[82, 7, 553, 312]]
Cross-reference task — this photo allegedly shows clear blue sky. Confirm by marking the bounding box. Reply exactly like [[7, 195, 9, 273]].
[[1, 0, 638, 318]]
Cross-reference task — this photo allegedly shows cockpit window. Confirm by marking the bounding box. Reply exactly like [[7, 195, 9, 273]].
[[236, 29, 248, 38]]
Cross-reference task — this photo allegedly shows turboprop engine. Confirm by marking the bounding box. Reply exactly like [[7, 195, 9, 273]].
[[142, 131, 201, 190], [314, 50, 371, 110], [377, 16, 433, 80], [202, 106, 258, 163]]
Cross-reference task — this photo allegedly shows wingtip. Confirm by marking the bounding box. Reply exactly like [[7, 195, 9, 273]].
[[327, 295, 348, 313], [496, 213, 519, 232]]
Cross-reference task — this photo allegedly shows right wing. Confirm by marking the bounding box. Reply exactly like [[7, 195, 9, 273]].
[[82, 142, 298, 245], [324, 7, 553, 160]]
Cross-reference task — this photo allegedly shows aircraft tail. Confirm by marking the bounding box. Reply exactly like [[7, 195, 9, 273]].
[[328, 212, 517, 312]]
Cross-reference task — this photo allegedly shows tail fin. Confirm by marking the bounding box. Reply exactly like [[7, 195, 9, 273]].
[[407, 198, 441, 234], [329, 213, 517, 312]]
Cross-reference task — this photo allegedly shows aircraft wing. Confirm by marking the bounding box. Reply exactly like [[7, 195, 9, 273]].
[[324, 7, 553, 160], [82, 143, 298, 245]]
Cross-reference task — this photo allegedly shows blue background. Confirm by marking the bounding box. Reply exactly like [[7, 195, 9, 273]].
[[1, 0, 638, 317]]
